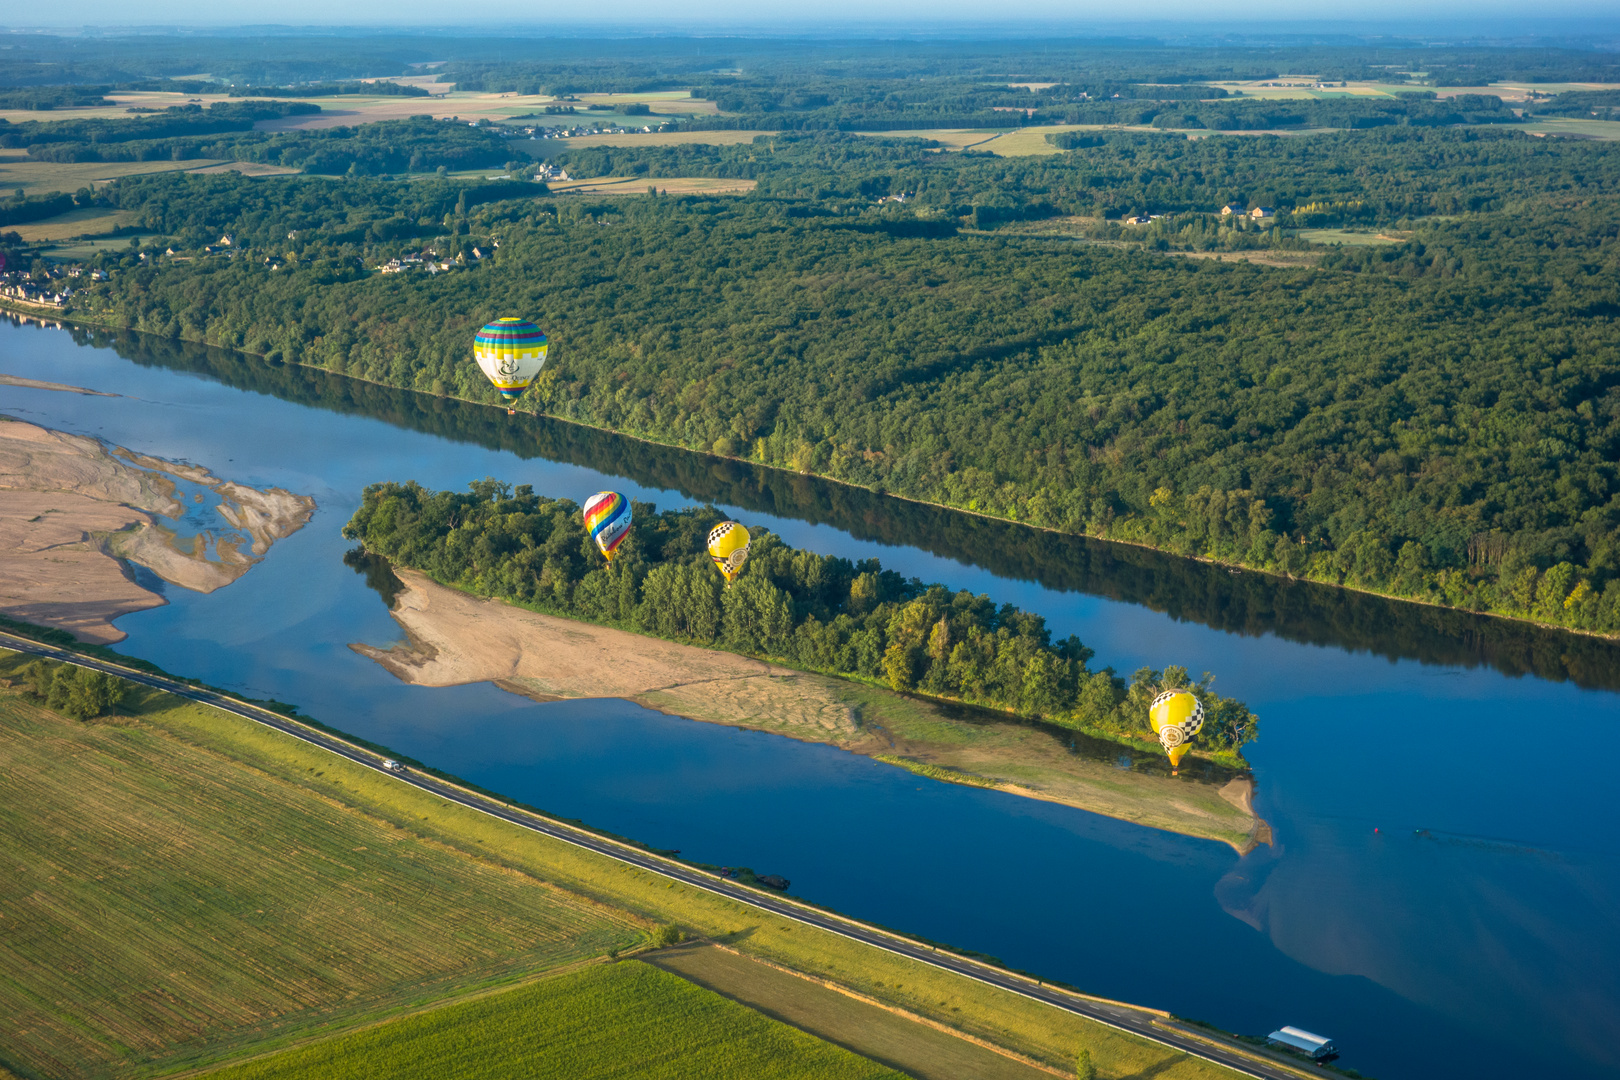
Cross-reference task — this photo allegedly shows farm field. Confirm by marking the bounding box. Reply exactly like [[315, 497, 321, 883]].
[[647, 945, 1055, 1080], [547, 128, 778, 150], [0, 88, 718, 132], [1520, 118, 1620, 140], [547, 176, 758, 196], [0, 149, 230, 196], [6, 207, 135, 243], [0, 649, 1250, 1080], [0, 656, 643, 1080], [201, 961, 903, 1080], [1295, 227, 1407, 245]]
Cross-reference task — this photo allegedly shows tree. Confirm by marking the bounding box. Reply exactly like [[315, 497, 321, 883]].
[[1076, 1047, 1097, 1080]]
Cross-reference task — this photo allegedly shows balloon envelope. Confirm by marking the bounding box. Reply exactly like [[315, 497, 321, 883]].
[[1148, 689, 1205, 767], [583, 491, 632, 561], [474, 318, 548, 402], [707, 521, 751, 584]]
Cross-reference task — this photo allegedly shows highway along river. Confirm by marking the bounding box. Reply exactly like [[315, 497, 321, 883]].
[[4, 320, 1617, 1080]]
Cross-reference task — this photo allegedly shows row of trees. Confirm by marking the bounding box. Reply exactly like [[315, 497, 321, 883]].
[[12, 660, 129, 721], [343, 480, 1259, 757]]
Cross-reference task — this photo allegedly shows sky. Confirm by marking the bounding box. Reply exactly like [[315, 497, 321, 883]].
[[2, 4, 1618, 34]]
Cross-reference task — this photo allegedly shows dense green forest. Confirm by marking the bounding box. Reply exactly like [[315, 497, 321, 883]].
[[343, 479, 1258, 758], [4, 32, 1618, 642], [11, 120, 1617, 639]]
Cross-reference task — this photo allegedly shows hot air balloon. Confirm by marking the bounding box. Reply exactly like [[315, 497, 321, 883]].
[[1148, 688, 1205, 768], [582, 491, 632, 562], [473, 318, 548, 410], [707, 521, 751, 585]]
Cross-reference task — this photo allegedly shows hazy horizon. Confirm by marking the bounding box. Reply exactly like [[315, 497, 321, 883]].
[[2, 9, 1619, 41]]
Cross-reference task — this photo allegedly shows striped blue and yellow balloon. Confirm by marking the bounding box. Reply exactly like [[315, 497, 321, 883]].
[[473, 317, 548, 402], [582, 491, 633, 561]]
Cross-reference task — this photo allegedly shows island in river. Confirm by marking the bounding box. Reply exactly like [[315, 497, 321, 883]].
[[0, 413, 315, 642], [355, 568, 1268, 852]]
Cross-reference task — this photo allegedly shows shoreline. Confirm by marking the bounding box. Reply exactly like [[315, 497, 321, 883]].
[[354, 567, 1267, 852], [4, 297, 1604, 646]]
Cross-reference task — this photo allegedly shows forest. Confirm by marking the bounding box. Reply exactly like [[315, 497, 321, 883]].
[[10, 122, 1614, 639], [342, 479, 1259, 758], [2, 36, 1617, 642]]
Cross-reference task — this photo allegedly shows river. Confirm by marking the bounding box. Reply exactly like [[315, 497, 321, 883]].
[[4, 319, 1617, 1080]]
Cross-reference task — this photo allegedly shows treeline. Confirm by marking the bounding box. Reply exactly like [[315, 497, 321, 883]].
[[8, 659, 129, 721], [0, 100, 321, 151], [11, 115, 513, 174], [227, 82, 430, 98], [546, 127, 1619, 225], [0, 190, 81, 228], [1527, 90, 1620, 121], [343, 480, 1259, 756]]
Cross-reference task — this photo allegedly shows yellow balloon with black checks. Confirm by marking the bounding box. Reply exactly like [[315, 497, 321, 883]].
[[1148, 689, 1205, 767]]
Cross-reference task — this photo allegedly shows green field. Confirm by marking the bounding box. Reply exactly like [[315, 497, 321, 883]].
[[0, 660, 642, 1079], [202, 961, 902, 1080], [650, 945, 1054, 1080], [0, 648, 1256, 1080], [0, 150, 229, 196]]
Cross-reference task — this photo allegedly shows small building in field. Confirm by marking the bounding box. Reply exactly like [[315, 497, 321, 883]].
[[1250, 206, 1276, 219], [1124, 214, 1151, 225], [1220, 203, 1244, 216]]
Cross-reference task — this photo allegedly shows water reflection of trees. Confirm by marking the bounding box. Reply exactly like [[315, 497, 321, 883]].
[[92, 328, 1620, 693]]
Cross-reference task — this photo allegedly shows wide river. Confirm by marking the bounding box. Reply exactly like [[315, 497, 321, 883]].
[[4, 320, 1618, 1080]]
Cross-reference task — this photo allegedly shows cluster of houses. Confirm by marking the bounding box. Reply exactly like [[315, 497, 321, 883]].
[[1, 279, 73, 308], [373, 249, 467, 274], [463, 117, 671, 142], [0, 260, 107, 309], [1124, 203, 1278, 226]]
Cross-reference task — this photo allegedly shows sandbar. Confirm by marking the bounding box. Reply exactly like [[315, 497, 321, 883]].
[[356, 568, 1266, 850], [0, 416, 315, 642]]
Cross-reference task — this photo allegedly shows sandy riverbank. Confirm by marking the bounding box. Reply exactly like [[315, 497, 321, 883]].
[[356, 569, 1265, 850], [0, 416, 315, 642]]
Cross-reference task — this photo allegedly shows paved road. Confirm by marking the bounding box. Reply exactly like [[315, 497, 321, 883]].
[[2, 630, 1312, 1080]]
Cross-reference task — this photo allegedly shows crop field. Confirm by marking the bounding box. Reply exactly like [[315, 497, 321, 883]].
[[0, 150, 232, 196], [6, 208, 135, 243], [649, 945, 1053, 1080], [1295, 227, 1407, 245], [548, 176, 759, 196], [1520, 118, 1620, 141], [203, 960, 902, 1080], [548, 129, 778, 150], [0, 661, 642, 1080]]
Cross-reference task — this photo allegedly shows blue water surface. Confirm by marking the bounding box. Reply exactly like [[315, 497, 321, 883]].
[[4, 320, 1616, 1080]]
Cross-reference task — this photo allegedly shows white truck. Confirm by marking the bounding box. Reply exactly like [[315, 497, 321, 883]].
[[382, 760, 406, 774]]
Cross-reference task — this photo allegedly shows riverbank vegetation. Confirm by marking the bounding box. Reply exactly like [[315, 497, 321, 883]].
[[343, 481, 1259, 761], [0, 648, 1257, 1080]]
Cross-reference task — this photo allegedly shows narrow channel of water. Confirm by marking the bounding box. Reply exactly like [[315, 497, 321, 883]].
[[4, 320, 1616, 1080]]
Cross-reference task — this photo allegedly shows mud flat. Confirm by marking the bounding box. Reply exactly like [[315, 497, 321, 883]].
[[355, 569, 1265, 850], [0, 416, 315, 642]]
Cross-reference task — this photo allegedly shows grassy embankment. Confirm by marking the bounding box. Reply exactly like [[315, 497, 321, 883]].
[[0, 647, 1253, 1080]]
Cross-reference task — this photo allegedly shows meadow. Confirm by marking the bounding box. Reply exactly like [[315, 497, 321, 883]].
[[201, 961, 902, 1080], [0, 149, 227, 197]]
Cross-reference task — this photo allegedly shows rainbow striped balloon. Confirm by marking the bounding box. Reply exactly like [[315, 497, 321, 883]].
[[473, 318, 548, 402], [582, 491, 633, 561]]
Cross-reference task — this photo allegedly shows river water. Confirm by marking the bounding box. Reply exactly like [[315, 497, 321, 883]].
[[4, 320, 1617, 1080]]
